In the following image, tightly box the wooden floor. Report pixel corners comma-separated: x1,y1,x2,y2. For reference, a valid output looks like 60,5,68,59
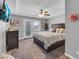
7,38,70,59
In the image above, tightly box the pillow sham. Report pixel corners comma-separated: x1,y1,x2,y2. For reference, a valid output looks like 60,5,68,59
58,28,65,33
56,28,60,33
56,28,65,33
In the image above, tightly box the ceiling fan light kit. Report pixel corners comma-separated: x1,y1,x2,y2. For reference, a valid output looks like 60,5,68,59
39,9,50,17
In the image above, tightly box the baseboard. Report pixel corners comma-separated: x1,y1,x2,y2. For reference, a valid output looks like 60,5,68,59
65,53,76,59
19,37,24,40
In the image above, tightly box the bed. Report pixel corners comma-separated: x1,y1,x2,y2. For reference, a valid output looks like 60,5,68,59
33,23,65,53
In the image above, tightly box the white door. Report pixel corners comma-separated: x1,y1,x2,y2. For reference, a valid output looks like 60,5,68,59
24,20,32,38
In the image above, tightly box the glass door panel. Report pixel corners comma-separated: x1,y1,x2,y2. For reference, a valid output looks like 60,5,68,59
26,21,31,36
24,20,32,38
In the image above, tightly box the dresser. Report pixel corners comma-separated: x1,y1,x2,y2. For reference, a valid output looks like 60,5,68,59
6,31,19,51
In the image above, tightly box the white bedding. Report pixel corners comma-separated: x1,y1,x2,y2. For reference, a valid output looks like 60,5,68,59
33,31,65,49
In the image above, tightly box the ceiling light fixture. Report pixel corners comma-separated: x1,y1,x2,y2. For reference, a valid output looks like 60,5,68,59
39,9,50,17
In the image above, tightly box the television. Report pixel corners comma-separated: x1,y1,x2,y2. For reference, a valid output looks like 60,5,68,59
0,3,11,22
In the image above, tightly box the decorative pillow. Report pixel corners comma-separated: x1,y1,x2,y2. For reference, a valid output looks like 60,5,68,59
56,28,60,33
59,28,65,33
56,28,65,33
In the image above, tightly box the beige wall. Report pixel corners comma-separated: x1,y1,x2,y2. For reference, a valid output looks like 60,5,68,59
11,15,41,40
66,0,79,58
48,13,65,31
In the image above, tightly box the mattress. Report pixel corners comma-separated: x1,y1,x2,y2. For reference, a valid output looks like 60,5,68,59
33,31,65,49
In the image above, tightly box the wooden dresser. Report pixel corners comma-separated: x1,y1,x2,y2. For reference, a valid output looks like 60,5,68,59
6,31,19,51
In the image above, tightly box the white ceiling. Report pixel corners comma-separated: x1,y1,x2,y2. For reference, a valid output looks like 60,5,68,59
17,0,65,18
18,0,60,9
0,0,65,19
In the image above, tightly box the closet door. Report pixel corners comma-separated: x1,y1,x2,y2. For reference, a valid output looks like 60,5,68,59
24,20,32,38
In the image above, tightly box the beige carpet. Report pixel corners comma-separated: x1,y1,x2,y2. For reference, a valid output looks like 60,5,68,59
7,38,70,59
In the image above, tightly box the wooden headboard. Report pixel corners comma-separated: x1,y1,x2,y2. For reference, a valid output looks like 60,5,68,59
51,23,65,31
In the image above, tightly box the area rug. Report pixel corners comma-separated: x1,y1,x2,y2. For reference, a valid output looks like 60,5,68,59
7,38,69,59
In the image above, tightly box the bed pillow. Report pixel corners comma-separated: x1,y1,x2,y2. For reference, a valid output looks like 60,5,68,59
56,28,60,33
56,28,65,33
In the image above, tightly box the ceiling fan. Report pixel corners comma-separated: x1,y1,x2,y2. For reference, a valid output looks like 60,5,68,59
39,9,50,17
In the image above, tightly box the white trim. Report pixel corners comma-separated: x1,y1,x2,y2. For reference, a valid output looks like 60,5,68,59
65,53,76,59
19,37,24,40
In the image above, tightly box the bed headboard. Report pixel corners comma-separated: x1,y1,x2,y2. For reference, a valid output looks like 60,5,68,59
51,23,65,32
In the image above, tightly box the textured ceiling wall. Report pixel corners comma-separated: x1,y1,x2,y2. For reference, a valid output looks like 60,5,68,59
17,0,65,17
18,0,60,9
0,0,65,18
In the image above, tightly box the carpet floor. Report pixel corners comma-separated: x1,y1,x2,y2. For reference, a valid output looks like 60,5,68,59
7,38,70,59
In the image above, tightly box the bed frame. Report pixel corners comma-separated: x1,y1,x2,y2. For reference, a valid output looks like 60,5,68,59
33,23,65,53
33,38,65,53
